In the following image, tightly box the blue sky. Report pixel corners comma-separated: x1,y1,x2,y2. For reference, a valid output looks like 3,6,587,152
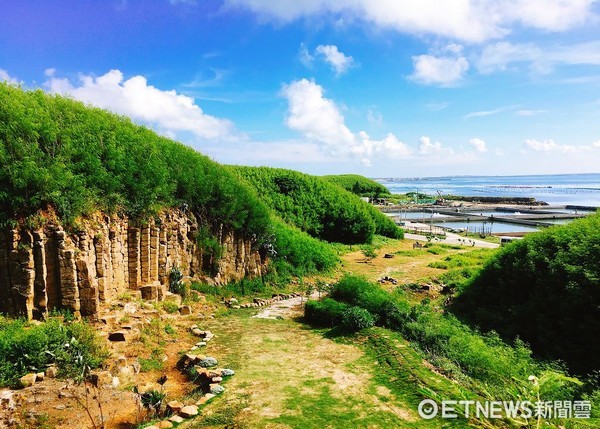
1,0,600,177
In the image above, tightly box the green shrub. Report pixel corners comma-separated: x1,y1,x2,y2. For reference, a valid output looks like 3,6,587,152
304,298,349,327
453,213,600,374
231,166,402,244
162,301,179,314
341,306,376,332
0,317,107,387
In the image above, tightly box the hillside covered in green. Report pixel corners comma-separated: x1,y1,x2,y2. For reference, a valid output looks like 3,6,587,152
230,166,403,244
0,83,379,276
453,212,600,374
322,174,391,198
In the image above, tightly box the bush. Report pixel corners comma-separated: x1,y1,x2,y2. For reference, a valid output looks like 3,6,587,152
453,213,600,374
341,306,376,332
231,166,402,244
304,298,349,327
0,317,107,387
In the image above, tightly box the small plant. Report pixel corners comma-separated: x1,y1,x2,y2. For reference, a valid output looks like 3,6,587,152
361,245,377,262
134,375,168,421
139,349,165,372
169,266,187,297
162,301,179,314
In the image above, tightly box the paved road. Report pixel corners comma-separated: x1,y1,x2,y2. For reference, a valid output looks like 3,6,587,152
404,232,499,249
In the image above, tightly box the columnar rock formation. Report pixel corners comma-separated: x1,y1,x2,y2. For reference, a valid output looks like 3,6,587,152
0,210,266,319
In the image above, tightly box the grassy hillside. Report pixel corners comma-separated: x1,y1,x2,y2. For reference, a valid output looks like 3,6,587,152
322,174,391,198
0,83,342,277
452,212,600,374
230,166,403,244
0,83,269,236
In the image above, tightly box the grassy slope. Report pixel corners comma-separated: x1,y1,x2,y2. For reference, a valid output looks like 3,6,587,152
322,174,391,197
453,213,600,374
230,166,402,244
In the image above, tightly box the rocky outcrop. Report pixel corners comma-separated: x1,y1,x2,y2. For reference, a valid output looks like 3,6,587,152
0,209,266,319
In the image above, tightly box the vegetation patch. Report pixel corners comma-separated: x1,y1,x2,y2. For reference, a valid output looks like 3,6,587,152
0,316,107,387
453,213,600,374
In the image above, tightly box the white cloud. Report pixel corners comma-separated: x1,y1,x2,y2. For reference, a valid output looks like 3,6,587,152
0,69,18,84
478,40,600,74
418,136,454,156
45,69,238,141
225,0,595,43
315,44,354,75
464,105,516,119
280,78,412,165
410,50,469,86
469,137,487,153
524,138,600,154
299,43,314,68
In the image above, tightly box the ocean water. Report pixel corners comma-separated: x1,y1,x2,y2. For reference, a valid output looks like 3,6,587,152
378,173,600,207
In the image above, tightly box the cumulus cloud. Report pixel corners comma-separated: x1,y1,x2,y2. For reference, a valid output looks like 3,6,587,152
0,69,18,84
469,138,487,153
315,44,354,75
280,78,412,165
410,45,469,86
524,138,600,154
45,69,238,141
225,0,594,43
418,136,454,156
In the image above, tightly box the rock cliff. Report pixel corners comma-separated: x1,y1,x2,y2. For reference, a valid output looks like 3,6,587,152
0,209,266,319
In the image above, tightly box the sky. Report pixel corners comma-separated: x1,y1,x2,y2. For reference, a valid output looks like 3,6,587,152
1,0,600,178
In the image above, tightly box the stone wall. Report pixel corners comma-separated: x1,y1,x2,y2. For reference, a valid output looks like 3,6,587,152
0,210,266,319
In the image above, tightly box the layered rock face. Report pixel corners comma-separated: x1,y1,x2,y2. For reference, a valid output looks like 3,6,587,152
0,210,265,319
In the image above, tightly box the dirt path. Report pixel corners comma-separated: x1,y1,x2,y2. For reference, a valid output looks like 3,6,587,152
180,298,421,429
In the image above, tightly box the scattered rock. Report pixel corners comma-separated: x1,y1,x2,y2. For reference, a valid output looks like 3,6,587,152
221,368,235,377
179,305,192,315
164,292,182,307
157,421,174,429
211,376,223,383
144,426,159,429
198,357,218,368
167,400,184,414
210,384,225,395
58,390,74,399
383,253,394,259
19,373,37,388
168,415,184,424
108,330,127,342
179,405,199,418
35,372,44,382
45,365,58,378
141,284,159,301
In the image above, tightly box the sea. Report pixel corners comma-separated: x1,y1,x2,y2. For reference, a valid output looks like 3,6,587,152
377,173,600,207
